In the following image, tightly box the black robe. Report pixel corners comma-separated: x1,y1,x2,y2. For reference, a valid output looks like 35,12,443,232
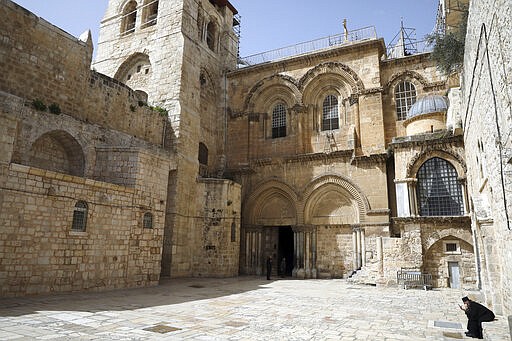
465,301,495,338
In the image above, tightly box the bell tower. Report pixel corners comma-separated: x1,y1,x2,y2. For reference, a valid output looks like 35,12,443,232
94,0,241,277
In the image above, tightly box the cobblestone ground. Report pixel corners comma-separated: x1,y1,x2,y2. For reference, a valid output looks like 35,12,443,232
0,277,508,340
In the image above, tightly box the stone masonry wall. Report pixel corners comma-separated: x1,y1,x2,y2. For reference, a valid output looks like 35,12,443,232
0,1,168,147
462,0,512,315
0,163,167,297
192,179,241,277
315,225,353,278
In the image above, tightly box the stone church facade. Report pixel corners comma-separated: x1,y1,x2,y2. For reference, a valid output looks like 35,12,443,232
0,0,507,323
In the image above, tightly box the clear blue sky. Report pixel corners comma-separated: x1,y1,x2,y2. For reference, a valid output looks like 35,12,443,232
13,0,438,58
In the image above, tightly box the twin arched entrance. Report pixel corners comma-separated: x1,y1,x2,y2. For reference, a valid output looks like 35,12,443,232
241,176,369,278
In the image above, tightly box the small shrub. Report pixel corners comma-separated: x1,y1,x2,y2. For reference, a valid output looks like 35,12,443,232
48,103,61,115
151,105,168,117
32,99,47,111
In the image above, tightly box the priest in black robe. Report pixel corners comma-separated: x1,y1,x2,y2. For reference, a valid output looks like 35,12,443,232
460,296,495,339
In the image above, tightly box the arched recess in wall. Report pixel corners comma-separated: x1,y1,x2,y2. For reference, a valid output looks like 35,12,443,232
423,230,473,252
299,62,364,95
385,70,430,94
407,149,466,179
407,150,466,217
244,180,299,226
423,235,474,288
114,53,152,96
25,130,85,177
206,18,218,52
243,74,301,113
301,175,370,224
302,73,356,130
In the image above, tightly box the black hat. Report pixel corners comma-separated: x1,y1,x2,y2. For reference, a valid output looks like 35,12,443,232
462,296,470,302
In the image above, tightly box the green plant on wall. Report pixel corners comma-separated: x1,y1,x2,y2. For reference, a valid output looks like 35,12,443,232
150,105,168,117
427,8,468,75
48,103,61,115
32,99,47,111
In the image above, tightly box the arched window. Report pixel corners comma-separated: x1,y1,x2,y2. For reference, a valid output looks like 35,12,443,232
142,0,158,27
271,103,287,138
416,157,464,216
71,201,88,231
395,81,416,121
206,21,217,51
121,1,137,35
322,95,339,131
143,212,153,229
198,142,208,165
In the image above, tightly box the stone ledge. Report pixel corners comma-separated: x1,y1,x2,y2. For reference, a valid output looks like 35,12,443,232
482,317,511,341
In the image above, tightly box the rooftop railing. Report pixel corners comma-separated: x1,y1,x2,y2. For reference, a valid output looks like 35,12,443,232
386,39,434,59
238,26,377,67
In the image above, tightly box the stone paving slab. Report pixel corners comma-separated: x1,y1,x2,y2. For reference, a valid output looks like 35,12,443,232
0,277,508,340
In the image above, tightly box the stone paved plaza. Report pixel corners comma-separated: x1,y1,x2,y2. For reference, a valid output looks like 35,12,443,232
0,277,509,340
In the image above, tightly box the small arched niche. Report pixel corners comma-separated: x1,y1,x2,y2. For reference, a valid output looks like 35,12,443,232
26,130,85,177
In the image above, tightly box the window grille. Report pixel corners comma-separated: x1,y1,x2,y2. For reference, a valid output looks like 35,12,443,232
416,157,464,216
142,0,158,27
322,95,339,131
272,103,287,138
121,1,137,35
395,81,416,120
71,201,88,231
446,243,457,252
143,212,153,229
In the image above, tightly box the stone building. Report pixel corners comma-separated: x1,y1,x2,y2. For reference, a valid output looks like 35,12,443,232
459,0,512,319
0,0,501,303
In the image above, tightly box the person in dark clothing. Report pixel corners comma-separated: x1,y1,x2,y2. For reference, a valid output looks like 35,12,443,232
266,256,272,280
459,296,495,339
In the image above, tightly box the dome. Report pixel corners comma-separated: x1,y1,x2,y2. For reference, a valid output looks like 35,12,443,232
407,95,448,119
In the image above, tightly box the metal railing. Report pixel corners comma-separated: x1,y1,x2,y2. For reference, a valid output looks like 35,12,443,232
386,39,434,59
238,26,377,67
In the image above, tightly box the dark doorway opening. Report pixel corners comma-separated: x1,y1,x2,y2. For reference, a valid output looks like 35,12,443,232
278,226,294,277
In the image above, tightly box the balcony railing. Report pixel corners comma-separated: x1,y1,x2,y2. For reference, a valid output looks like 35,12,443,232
238,26,377,67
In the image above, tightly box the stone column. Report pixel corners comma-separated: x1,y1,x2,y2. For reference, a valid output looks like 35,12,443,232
356,229,362,269
311,228,317,278
353,98,361,148
459,177,469,214
256,231,262,275
245,231,251,272
409,179,418,216
352,229,358,270
361,228,366,267
304,231,311,278
297,231,305,278
376,236,383,275
292,230,298,277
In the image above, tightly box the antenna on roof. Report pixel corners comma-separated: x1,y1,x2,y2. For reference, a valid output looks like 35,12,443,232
387,18,418,58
